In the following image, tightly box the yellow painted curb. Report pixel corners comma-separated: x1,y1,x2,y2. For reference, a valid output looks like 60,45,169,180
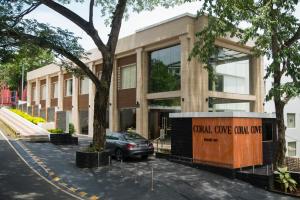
89,195,100,200
78,191,87,197
52,177,60,182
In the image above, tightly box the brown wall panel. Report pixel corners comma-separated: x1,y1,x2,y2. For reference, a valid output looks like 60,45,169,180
64,73,72,80
95,64,103,73
117,89,136,108
78,94,89,111
51,76,58,83
63,97,72,111
117,54,136,67
40,79,46,85
40,100,46,108
192,117,263,169
31,101,35,106
51,98,58,107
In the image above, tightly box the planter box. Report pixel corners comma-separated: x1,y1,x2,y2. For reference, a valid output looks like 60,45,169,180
76,150,109,168
49,133,78,145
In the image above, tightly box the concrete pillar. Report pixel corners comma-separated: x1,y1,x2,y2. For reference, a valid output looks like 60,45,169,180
180,26,208,112
250,56,264,112
136,48,148,138
88,63,95,137
57,71,64,111
46,75,51,108
72,75,79,134
109,60,119,132
27,81,32,106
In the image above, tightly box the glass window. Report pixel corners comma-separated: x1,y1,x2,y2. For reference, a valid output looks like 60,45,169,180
65,79,73,97
288,142,296,156
40,85,46,100
32,86,36,101
149,45,181,93
120,108,136,131
209,47,250,94
80,77,89,95
52,82,58,98
287,113,296,128
121,64,136,89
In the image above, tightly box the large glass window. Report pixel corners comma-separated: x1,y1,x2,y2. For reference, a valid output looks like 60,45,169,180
65,79,73,97
288,142,296,156
120,108,136,131
52,82,58,98
80,77,89,95
40,85,46,100
121,64,136,89
209,47,250,94
32,86,36,101
287,113,296,128
149,45,181,93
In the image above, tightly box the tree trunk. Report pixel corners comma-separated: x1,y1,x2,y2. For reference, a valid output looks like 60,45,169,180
274,100,286,168
92,56,113,151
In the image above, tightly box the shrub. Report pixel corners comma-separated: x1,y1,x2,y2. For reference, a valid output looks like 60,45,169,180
48,128,64,134
10,109,45,125
274,167,297,193
69,123,75,135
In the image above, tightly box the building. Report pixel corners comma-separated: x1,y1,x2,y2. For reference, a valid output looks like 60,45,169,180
265,78,300,157
26,13,265,139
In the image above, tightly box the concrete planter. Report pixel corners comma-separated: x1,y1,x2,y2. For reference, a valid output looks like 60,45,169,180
49,133,78,145
76,150,109,168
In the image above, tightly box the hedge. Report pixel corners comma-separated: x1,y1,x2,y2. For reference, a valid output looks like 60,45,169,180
10,109,46,125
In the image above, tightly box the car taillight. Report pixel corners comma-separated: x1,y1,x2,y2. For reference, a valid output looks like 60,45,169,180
148,143,154,148
126,143,136,150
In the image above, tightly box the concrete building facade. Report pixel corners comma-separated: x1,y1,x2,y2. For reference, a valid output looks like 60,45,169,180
26,14,265,139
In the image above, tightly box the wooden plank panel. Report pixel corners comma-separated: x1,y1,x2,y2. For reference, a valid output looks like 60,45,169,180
50,98,58,107
78,94,89,111
63,97,72,110
51,76,58,83
40,100,46,108
117,88,136,108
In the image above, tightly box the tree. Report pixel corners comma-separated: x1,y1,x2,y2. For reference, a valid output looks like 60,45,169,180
0,0,186,151
190,0,300,167
0,44,54,96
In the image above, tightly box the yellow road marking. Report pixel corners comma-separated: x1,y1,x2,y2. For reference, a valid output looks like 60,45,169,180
89,195,100,200
78,192,87,197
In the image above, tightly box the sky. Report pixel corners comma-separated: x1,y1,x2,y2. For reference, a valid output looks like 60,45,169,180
26,1,203,51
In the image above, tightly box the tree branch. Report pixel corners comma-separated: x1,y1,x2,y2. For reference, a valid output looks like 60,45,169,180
39,0,107,54
89,0,94,24
12,2,41,27
283,24,300,48
106,0,127,53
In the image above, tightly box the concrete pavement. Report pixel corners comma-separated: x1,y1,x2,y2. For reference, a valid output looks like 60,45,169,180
0,132,78,200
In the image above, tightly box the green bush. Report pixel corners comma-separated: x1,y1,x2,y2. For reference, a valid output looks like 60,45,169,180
48,128,64,134
274,167,297,193
10,109,46,125
69,123,75,135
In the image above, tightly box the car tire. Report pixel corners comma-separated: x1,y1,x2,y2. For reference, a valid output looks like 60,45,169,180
115,148,124,161
141,155,148,160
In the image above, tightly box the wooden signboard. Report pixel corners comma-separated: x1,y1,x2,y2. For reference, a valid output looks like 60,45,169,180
192,117,262,169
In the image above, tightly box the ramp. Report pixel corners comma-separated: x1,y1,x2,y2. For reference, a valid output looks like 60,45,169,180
0,108,49,141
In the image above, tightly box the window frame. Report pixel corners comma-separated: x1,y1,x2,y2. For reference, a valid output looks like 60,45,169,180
40,84,47,100
287,113,296,128
79,77,89,95
287,141,297,157
64,78,73,97
51,81,58,99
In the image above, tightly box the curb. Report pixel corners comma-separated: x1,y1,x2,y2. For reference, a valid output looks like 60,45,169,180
0,130,101,200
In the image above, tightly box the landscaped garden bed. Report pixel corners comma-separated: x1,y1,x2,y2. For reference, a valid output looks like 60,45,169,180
48,124,78,145
10,109,45,125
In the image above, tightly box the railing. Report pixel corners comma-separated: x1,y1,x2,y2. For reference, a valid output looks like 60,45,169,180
152,136,171,154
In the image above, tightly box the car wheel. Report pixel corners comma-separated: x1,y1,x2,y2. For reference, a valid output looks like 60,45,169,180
141,155,148,160
115,148,124,161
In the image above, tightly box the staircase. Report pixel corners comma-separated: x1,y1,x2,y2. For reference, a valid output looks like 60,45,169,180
0,107,49,141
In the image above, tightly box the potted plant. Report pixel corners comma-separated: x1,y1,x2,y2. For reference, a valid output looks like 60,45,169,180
76,143,109,168
48,123,78,145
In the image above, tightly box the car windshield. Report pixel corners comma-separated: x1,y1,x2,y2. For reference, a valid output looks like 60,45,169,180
123,132,144,140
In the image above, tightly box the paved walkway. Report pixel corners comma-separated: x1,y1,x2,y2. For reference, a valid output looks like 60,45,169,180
0,132,77,200
10,136,296,200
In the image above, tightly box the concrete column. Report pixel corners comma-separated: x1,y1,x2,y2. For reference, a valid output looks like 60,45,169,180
88,63,96,137
135,48,148,138
35,78,40,105
27,81,32,106
72,75,79,134
250,56,264,112
57,71,64,111
109,59,119,132
180,28,208,112
46,75,51,108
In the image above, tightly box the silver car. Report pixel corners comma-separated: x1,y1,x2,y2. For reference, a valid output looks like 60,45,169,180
106,132,154,161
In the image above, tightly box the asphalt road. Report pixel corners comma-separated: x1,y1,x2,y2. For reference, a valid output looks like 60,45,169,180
0,133,77,200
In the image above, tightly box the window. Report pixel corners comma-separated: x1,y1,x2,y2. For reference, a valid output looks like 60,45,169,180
80,77,89,95
52,82,58,98
287,113,296,128
149,45,181,93
288,142,297,156
208,47,250,94
65,79,73,97
121,64,136,89
40,85,46,100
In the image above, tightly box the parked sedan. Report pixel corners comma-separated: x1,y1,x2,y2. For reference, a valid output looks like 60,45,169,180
106,132,154,161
